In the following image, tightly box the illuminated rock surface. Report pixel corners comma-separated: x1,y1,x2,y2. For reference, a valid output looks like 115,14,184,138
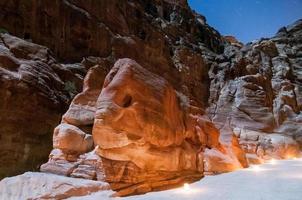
0,0,301,198
208,19,302,159
77,158,302,200
0,0,225,178
41,58,246,196
4,158,299,200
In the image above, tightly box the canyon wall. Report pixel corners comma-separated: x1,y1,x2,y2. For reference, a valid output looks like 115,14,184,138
0,0,301,197
208,19,302,161
0,0,226,178
0,33,85,178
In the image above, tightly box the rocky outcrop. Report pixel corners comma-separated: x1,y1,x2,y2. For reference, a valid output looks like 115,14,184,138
0,0,226,179
0,172,111,199
0,0,301,198
224,36,243,48
41,58,246,196
0,33,85,178
208,19,302,160
0,0,237,181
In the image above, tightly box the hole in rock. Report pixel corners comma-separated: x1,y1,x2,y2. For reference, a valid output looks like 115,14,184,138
127,133,142,140
122,95,132,108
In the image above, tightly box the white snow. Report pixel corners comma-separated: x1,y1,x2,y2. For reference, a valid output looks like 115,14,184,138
78,158,302,200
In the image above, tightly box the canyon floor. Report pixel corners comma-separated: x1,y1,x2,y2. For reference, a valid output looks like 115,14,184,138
75,157,302,200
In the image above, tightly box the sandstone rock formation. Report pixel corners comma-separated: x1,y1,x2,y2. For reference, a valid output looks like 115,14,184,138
0,1,228,179
0,0,301,198
208,19,302,161
41,58,246,196
0,33,85,178
0,0,223,108
0,172,111,199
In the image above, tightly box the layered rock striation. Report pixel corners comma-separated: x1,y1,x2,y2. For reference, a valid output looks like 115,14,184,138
0,172,111,199
0,0,301,198
0,0,227,178
0,0,224,107
41,58,246,196
208,19,302,161
0,33,85,178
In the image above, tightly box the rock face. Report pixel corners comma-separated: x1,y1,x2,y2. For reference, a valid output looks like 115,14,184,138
208,19,302,160
0,172,111,200
0,33,85,178
0,0,224,108
41,58,246,196
0,0,301,198
0,0,233,180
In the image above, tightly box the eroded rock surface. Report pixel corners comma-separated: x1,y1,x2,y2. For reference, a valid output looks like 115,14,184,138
0,172,111,200
208,19,302,160
0,0,224,108
0,0,301,198
0,1,229,180
0,33,85,178
41,58,246,196
0,0,229,179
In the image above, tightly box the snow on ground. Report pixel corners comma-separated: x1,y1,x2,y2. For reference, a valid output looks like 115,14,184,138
76,158,302,200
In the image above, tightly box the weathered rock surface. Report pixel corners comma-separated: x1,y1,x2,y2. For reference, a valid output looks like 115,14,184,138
0,1,230,179
0,0,229,180
41,58,246,196
53,123,93,154
0,33,85,178
208,19,302,160
0,0,301,198
0,172,112,200
0,0,224,108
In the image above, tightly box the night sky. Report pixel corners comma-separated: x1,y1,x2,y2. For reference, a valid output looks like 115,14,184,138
188,0,302,43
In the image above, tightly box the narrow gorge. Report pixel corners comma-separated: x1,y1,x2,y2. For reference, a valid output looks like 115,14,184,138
0,0,301,199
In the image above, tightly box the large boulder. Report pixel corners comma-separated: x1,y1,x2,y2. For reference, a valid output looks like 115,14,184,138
41,58,246,196
53,123,93,154
0,172,111,200
0,0,301,197
238,129,300,159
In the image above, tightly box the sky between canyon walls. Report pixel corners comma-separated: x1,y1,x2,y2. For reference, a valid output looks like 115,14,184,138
188,0,302,43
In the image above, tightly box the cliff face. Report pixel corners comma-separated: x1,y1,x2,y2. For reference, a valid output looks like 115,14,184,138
0,0,225,179
0,33,85,178
39,58,247,196
208,20,302,160
0,0,224,107
0,0,301,197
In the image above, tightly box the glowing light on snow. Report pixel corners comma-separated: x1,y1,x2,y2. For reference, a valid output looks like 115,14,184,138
183,183,190,191
252,165,261,172
269,158,277,165
176,183,202,195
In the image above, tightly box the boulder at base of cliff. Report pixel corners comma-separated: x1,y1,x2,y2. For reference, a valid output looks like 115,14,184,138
0,172,112,200
41,58,246,196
